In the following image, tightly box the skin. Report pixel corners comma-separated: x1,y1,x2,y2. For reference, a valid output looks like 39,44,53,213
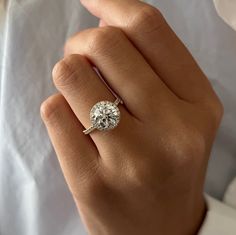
40,0,224,234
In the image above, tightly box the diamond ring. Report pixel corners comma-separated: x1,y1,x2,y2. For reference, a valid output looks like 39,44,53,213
83,97,123,135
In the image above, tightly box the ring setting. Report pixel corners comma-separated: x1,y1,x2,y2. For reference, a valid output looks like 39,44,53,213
83,98,123,135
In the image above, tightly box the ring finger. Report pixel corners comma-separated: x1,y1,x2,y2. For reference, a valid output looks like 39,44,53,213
52,54,135,151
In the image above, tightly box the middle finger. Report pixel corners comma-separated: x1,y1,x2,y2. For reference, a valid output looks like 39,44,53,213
64,26,174,120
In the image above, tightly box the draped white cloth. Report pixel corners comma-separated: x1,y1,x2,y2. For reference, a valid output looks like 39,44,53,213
0,0,236,234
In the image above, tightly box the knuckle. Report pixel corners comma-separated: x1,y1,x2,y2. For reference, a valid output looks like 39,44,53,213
87,26,123,54
183,131,206,159
213,99,224,123
52,54,84,89
123,158,155,188
64,33,78,55
130,5,165,33
128,165,149,187
206,97,224,127
64,38,71,55
40,94,63,122
52,59,73,88
167,126,206,164
72,162,102,201
76,175,110,204
212,100,224,125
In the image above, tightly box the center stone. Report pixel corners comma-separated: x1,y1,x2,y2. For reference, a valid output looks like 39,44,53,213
90,101,121,131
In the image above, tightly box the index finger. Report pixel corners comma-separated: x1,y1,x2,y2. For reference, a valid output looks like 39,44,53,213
80,0,218,103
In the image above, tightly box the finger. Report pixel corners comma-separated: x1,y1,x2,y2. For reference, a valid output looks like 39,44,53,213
99,19,107,27
52,54,135,150
64,26,174,120
40,93,99,196
80,0,217,103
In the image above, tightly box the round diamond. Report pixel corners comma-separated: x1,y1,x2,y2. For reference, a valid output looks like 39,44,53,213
90,101,120,131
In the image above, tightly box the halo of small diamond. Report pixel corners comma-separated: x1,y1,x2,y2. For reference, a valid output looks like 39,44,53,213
90,101,121,131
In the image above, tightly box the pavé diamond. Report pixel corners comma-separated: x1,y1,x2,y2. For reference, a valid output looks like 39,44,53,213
90,101,120,131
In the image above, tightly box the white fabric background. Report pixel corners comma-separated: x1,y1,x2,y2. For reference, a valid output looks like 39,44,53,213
0,0,236,234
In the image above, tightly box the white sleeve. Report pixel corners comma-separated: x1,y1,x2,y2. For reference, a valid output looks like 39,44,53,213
198,195,236,235
213,0,236,31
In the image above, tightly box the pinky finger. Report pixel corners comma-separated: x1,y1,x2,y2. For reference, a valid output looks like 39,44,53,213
40,93,99,198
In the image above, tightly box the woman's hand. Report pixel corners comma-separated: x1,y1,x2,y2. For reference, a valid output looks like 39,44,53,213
40,0,223,234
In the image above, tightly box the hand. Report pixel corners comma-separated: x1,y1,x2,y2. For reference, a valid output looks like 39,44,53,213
40,0,223,234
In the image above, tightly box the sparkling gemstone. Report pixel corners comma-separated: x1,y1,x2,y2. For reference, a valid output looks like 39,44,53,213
90,101,120,131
